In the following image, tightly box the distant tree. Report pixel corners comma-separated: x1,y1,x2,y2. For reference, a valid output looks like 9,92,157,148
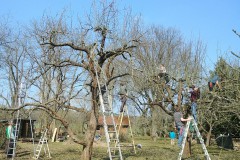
0,25,30,113
127,26,206,141
199,56,240,146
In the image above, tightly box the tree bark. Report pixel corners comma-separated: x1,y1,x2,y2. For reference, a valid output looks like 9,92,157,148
151,106,158,141
206,125,212,146
183,132,191,159
80,86,98,160
80,111,97,160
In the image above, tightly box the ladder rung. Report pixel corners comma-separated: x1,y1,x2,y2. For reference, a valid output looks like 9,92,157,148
103,112,112,115
40,140,47,142
7,154,14,156
108,131,116,133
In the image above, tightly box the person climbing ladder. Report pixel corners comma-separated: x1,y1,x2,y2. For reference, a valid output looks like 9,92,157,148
173,107,192,147
6,120,15,158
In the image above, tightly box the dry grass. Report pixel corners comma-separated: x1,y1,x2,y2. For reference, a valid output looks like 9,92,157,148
0,136,240,159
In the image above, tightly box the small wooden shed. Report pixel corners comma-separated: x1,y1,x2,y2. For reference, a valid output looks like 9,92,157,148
97,116,129,135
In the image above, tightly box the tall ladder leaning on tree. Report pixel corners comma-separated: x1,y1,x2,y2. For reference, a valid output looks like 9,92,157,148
6,82,25,159
94,60,123,160
116,96,136,154
178,116,211,160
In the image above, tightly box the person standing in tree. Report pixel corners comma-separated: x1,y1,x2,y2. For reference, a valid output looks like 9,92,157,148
158,64,170,84
208,73,221,91
118,82,127,113
189,85,200,123
173,107,192,147
6,120,15,158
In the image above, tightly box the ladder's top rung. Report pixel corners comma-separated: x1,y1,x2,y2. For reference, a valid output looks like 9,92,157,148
108,131,116,133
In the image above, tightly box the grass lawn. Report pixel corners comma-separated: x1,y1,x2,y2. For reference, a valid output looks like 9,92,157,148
0,136,239,159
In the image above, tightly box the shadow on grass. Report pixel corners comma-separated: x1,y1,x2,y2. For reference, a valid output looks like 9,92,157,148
16,150,31,157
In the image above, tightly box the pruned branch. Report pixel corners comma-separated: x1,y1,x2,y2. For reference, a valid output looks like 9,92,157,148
233,29,240,38
230,51,240,59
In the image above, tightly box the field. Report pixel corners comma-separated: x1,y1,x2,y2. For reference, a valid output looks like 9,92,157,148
0,136,240,160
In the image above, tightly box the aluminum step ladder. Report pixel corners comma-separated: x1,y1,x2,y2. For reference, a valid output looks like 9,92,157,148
6,114,21,159
33,129,51,159
117,103,136,154
6,82,25,159
178,116,211,160
94,63,123,160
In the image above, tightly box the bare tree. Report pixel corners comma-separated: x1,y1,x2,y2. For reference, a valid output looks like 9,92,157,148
19,1,141,159
127,26,206,141
0,32,30,112
199,56,240,146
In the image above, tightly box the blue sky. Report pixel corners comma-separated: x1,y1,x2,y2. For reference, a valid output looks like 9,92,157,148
1,0,240,71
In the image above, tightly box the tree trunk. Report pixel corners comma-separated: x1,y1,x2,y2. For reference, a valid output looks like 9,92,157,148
143,126,147,136
151,106,158,141
141,112,148,136
177,80,183,108
80,111,97,160
80,86,98,160
206,125,212,146
183,132,191,159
